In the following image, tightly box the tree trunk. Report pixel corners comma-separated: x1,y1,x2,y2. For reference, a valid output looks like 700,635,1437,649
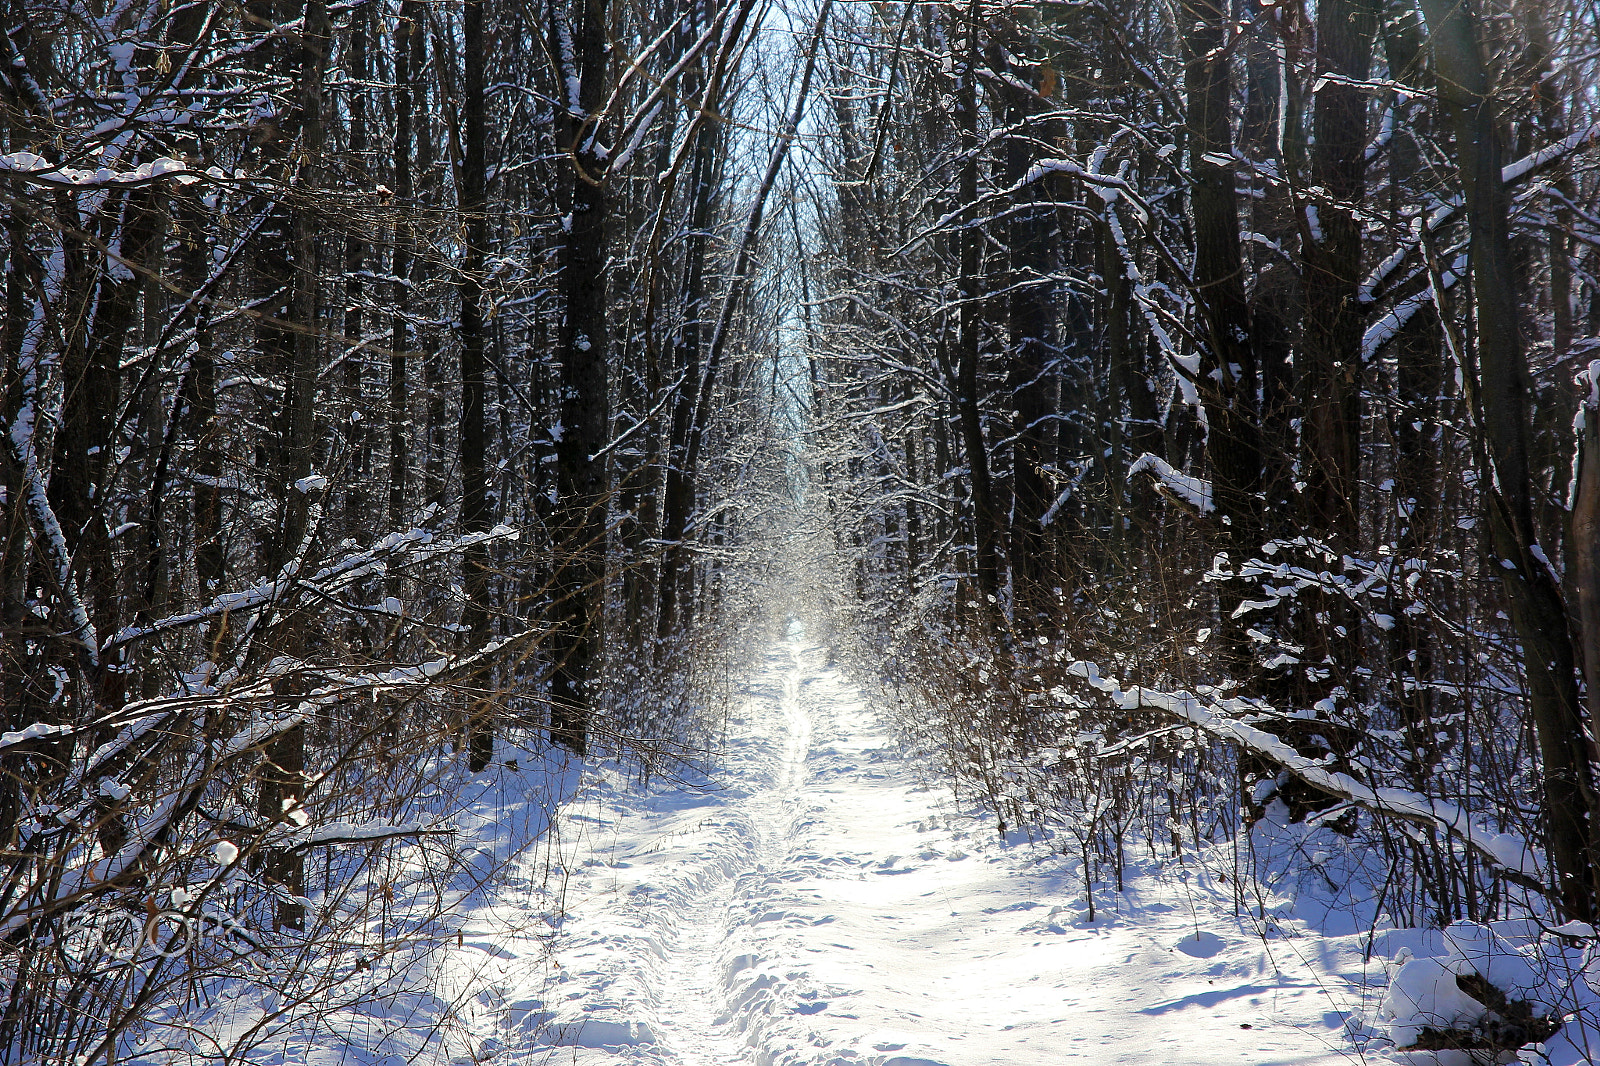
255,0,330,931
1183,0,1263,615
388,2,419,535
954,0,1000,609
342,4,370,540
548,0,613,754
1572,402,1600,738
460,0,494,770
1382,0,1444,777
1417,0,1599,921
1300,0,1375,535
0,115,30,845
656,101,720,645
1242,0,1300,522
1295,0,1377,705
998,49,1059,620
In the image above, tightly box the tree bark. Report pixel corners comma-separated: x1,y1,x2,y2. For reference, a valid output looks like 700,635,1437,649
997,46,1059,619
342,3,370,540
254,0,330,931
1417,0,1599,921
656,92,721,645
954,0,1000,609
388,2,419,535
1242,0,1300,522
1382,0,1445,776
548,0,613,754
1183,0,1263,657
460,0,494,770
1299,0,1375,542
1183,0,1261,546
1293,0,1377,712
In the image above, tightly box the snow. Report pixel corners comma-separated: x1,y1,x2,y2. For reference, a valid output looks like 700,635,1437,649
0,151,195,187
1501,121,1600,184
1305,203,1324,243
8,397,98,666
1060,656,1547,888
1360,122,1598,306
97,777,132,801
421,629,1375,1065
1092,191,1196,420
612,100,665,171
1361,253,1466,362
1377,921,1585,1057
107,626,1600,1066
1382,950,1484,1049
0,721,74,749
106,520,517,653
1040,483,1073,528
280,819,451,848
1128,452,1214,513
1486,833,1540,879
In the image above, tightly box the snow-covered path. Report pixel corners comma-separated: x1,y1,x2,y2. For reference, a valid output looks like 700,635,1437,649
471,632,1373,1066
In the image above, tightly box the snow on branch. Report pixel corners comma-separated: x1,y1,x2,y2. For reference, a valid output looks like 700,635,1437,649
1361,251,1466,363
0,630,534,942
197,811,457,851
1359,121,1599,306
1127,453,1213,513
1061,661,1543,890
1501,120,1600,184
278,820,455,852
8,400,99,667
0,152,212,189
105,520,521,652
0,723,76,751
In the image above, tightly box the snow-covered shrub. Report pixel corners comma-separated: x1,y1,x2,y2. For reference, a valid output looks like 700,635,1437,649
1380,921,1594,1062
0,515,578,1064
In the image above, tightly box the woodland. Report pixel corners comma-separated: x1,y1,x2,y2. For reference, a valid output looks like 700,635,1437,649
0,0,1598,1060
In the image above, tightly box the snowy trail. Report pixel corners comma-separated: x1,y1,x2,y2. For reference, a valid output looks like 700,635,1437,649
466,631,1374,1066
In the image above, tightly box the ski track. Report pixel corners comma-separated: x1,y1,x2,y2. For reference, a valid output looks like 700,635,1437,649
458,633,1372,1066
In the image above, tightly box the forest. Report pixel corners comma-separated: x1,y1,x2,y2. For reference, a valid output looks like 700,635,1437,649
1,0,1598,1061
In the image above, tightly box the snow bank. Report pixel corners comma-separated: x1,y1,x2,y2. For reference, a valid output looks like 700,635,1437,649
1379,920,1597,1062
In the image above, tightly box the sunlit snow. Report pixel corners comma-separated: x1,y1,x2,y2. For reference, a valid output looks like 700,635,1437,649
421,629,1383,1065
